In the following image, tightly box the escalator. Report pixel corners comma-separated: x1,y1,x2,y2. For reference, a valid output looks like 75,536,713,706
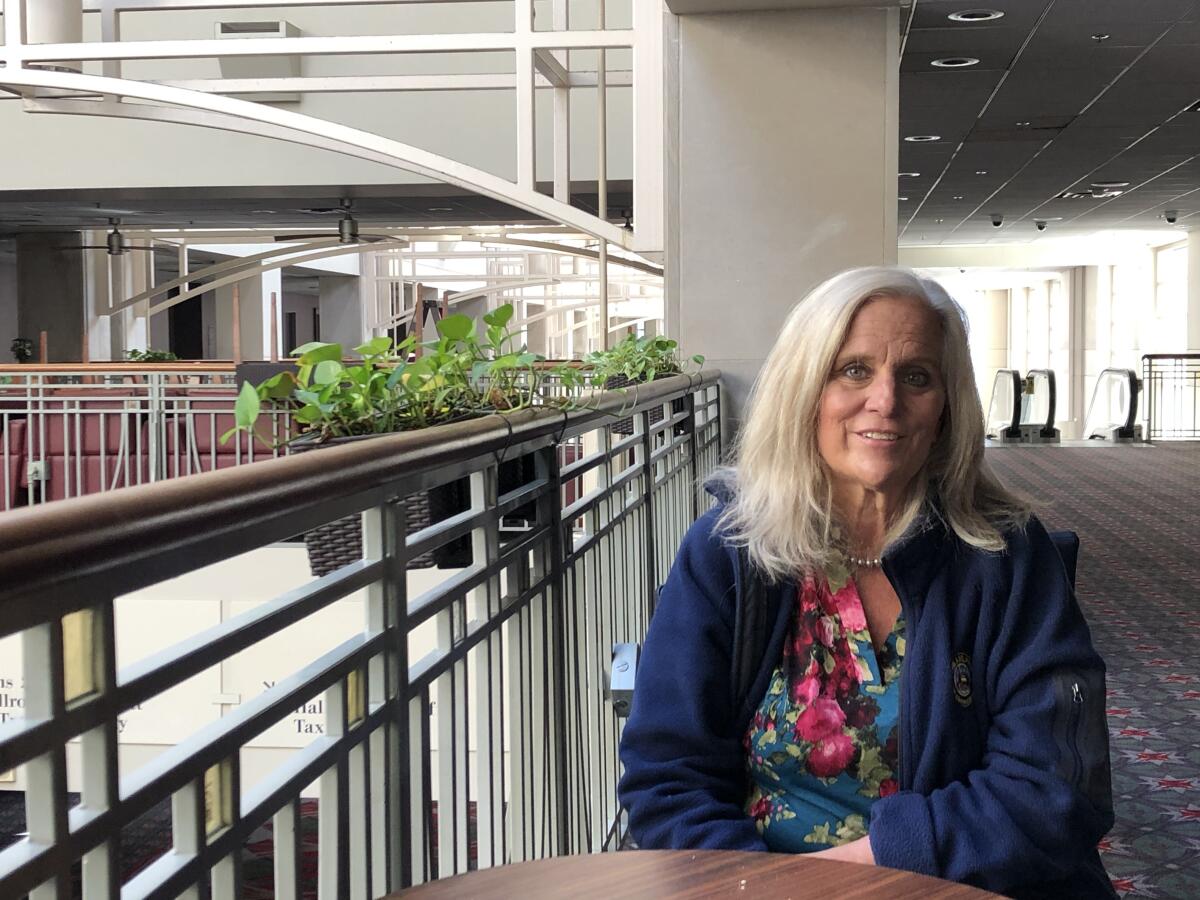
1082,368,1142,442
986,368,1059,443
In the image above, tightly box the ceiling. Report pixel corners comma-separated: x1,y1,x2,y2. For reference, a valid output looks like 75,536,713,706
899,0,1200,245
1,1,1198,248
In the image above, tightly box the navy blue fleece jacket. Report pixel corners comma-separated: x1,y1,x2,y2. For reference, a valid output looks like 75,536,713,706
617,504,1115,899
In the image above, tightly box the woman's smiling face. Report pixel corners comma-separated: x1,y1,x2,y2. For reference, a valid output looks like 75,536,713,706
816,294,946,512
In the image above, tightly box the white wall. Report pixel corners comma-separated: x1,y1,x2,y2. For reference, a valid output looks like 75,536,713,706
282,290,320,351
318,275,365,351
0,3,635,191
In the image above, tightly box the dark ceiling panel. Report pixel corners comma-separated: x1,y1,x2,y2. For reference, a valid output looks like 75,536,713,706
903,25,1031,61
982,69,1119,120
901,70,1005,110
908,0,1052,32
1122,42,1200,84
1043,0,1196,27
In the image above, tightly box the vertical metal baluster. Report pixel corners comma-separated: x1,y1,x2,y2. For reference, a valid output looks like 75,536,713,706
364,504,389,895
23,617,69,900
502,600,523,864
318,680,349,899
434,596,455,876
470,467,501,869
210,754,243,900
272,800,301,900
80,599,119,898
171,776,207,900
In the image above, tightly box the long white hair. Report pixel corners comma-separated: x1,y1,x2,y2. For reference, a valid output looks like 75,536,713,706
713,265,1030,582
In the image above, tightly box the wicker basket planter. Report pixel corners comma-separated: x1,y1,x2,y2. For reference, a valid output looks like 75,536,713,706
606,374,688,436
296,434,537,577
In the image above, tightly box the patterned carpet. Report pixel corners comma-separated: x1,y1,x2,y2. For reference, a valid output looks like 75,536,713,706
986,443,1200,900
2,444,1196,896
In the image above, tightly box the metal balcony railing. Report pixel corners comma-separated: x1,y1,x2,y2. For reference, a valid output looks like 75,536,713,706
1142,354,1200,441
0,372,722,897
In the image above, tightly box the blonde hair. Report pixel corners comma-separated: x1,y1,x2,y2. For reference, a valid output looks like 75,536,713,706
713,265,1031,582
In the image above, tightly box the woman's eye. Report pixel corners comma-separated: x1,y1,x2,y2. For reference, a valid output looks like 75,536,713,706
841,363,868,380
904,370,931,387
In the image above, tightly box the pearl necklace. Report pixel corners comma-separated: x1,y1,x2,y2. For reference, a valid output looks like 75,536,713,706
847,553,883,569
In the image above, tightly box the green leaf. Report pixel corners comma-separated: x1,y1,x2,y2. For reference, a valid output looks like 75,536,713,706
312,359,344,385
483,303,514,327
234,381,260,430
292,342,343,364
354,336,392,357
692,354,706,367
294,405,323,424
260,371,297,400
436,313,474,342
386,364,409,390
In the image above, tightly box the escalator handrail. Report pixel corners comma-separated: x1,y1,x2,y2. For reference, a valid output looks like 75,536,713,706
990,368,1023,439
1084,367,1139,438
1025,369,1057,437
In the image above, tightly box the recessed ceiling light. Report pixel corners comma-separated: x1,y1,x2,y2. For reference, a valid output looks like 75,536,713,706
1090,181,1130,188
1015,121,1032,127
1059,191,1091,199
898,196,910,201
427,207,455,212
1091,33,1110,42
952,195,964,200
975,170,988,175
904,134,941,142
948,9,1004,22
900,172,921,177
934,218,945,224
932,56,980,68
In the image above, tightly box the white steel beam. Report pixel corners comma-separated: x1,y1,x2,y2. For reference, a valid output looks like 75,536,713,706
84,0,497,8
154,72,633,94
10,73,630,247
532,49,570,89
8,30,635,64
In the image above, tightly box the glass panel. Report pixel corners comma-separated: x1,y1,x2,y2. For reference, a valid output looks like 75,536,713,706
205,759,233,837
62,608,99,704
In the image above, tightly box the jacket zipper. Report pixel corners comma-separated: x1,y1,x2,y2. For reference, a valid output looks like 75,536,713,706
1067,680,1084,789
884,558,913,792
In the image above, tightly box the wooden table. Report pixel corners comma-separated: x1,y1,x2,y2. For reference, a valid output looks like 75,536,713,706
389,850,999,898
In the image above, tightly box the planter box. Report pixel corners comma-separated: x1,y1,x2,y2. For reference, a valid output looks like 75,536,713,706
295,433,537,576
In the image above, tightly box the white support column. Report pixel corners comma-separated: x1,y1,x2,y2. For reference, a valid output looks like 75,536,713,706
632,0,665,256
516,0,536,191
552,0,571,204
261,268,283,359
596,1,608,223
668,6,899,425
1188,232,1200,351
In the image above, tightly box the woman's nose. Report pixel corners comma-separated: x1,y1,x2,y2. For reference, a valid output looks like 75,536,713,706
865,375,899,415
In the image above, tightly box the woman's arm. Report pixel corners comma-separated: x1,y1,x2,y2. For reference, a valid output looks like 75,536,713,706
617,509,768,851
868,518,1114,892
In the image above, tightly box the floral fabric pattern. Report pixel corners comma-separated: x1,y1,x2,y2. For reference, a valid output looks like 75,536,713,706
744,561,905,851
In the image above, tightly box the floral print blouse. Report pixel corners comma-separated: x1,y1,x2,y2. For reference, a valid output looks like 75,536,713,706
744,560,905,851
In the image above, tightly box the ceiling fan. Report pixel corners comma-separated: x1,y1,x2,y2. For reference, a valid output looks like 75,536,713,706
73,219,161,256
272,198,390,244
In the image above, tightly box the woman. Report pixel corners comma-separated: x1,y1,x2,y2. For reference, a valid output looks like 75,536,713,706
617,267,1115,898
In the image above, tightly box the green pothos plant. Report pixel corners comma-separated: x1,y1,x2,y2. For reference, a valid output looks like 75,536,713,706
223,304,705,447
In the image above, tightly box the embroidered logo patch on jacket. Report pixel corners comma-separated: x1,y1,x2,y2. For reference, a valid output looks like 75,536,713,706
952,652,973,707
